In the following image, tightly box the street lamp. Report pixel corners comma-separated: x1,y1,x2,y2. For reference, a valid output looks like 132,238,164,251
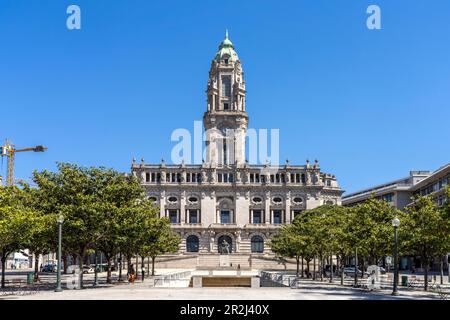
392,217,400,296
55,214,64,292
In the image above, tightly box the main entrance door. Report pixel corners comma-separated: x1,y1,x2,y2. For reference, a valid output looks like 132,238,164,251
217,235,232,254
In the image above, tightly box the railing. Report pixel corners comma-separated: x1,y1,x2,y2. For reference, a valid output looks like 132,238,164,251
259,271,293,287
153,270,192,287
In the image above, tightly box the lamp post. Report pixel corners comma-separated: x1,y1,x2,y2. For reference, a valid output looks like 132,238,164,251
392,217,400,296
55,214,64,292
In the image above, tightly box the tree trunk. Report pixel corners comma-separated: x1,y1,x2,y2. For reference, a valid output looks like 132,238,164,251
78,253,84,289
296,257,300,277
329,254,333,283
424,262,429,291
118,253,123,282
320,256,324,282
440,256,444,285
151,256,156,276
147,256,150,276
339,255,345,286
305,259,310,278
63,254,68,274
313,257,316,280
34,254,40,282
1,253,6,289
354,248,358,287
106,256,112,284
361,257,365,279
141,256,145,280
301,257,304,278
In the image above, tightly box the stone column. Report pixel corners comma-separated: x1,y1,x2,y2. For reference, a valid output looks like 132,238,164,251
285,192,291,224
160,191,166,218
180,192,186,223
265,192,270,224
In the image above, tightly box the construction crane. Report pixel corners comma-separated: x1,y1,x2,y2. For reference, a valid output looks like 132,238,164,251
1,139,47,186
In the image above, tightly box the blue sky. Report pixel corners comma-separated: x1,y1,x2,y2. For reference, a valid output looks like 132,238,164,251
0,0,449,194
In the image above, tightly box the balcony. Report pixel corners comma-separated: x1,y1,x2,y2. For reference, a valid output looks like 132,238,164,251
170,223,203,229
244,223,283,229
208,223,238,229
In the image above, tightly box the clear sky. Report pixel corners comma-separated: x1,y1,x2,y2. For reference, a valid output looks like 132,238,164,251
1,0,449,194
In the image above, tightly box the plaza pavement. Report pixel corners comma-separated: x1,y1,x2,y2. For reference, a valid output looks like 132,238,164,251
1,277,443,301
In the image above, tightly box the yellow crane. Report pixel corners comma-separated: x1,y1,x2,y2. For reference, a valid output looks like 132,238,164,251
1,140,47,186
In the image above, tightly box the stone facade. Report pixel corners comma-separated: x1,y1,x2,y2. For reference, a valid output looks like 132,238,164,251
131,33,343,267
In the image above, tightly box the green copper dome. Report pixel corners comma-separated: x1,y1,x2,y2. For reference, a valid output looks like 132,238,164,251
215,30,239,62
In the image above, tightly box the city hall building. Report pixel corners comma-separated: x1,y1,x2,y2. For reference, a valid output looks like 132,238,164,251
131,33,343,268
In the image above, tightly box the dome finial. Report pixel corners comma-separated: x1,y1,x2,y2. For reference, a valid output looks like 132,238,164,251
225,29,229,39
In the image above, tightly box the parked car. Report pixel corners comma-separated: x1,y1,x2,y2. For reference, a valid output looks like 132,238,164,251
82,265,95,274
341,267,369,277
42,264,56,272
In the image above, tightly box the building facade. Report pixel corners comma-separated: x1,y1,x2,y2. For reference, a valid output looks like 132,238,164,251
342,163,450,209
131,33,343,267
342,163,450,271
342,171,432,209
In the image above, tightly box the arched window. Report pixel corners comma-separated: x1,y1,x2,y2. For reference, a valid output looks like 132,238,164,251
186,235,199,253
251,236,264,253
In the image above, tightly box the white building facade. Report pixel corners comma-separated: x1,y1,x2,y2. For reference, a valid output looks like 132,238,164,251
131,33,343,267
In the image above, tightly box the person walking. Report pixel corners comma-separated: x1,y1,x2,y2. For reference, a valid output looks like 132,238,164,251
141,265,146,282
128,264,136,283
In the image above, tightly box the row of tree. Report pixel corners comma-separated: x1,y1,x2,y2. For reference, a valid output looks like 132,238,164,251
271,188,450,291
0,163,180,288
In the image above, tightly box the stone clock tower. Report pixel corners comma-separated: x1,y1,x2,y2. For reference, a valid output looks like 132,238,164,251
203,31,248,166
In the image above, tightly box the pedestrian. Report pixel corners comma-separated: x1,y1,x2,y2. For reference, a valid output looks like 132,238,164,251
128,264,135,283
141,265,146,282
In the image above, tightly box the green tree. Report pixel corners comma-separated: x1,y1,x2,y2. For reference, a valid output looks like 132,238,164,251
271,222,307,277
33,163,124,287
20,185,57,282
402,194,450,291
140,216,180,276
0,186,38,288
94,172,147,283
349,198,404,278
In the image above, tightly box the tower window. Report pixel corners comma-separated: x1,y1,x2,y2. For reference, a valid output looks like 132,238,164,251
224,103,229,110
221,76,231,97
224,58,229,64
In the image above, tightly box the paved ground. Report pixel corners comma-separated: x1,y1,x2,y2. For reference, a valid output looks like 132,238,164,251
1,279,442,300
0,269,446,300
